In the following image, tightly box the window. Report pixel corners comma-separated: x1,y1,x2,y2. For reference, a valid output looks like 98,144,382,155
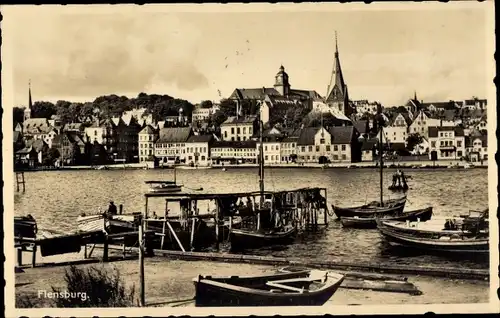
231,137,235,141
334,145,338,151
249,127,252,135
271,145,274,151
224,131,228,138
94,131,97,136
320,138,325,144
326,145,331,151
243,127,246,134
457,151,462,157
341,154,347,160
440,141,444,147
265,155,268,161
457,141,462,147
316,146,319,152
265,146,268,151
333,155,338,160
431,141,436,148
231,128,235,134
237,127,241,134
301,146,305,152
308,146,313,152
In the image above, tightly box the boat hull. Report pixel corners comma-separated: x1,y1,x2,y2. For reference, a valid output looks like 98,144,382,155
230,226,297,251
193,271,344,307
377,221,489,254
340,207,433,229
333,202,406,219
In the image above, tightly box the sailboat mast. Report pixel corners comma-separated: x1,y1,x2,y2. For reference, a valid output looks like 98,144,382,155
259,117,264,204
379,116,384,206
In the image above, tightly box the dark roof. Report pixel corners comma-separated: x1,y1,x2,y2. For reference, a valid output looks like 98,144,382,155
352,120,368,134
329,126,355,144
421,101,458,110
466,135,488,148
428,126,465,138
212,140,257,149
229,88,280,100
187,134,214,143
221,115,257,126
389,142,407,151
361,139,377,151
157,127,192,143
297,127,321,146
289,89,323,100
139,125,156,135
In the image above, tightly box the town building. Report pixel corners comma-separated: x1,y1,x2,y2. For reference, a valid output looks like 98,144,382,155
52,132,86,165
352,100,381,115
154,127,192,164
296,127,332,164
360,139,377,162
210,140,258,165
465,134,488,162
384,113,412,144
280,129,300,163
463,97,487,110
186,134,214,167
138,125,158,163
428,126,466,160
113,115,141,163
220,115,258,141
329,126,360,162
262,128,283,164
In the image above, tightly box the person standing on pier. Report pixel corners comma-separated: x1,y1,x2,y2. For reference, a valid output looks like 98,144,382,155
107,201,117,216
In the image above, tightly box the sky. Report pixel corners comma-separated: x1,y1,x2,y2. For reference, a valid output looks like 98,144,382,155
3,3,494,108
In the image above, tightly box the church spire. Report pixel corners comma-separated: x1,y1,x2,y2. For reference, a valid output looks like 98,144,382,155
28,79,33,109
414,90,417,101
326,31,346,103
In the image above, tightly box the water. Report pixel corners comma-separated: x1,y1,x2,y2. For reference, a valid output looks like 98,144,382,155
13,167,489,269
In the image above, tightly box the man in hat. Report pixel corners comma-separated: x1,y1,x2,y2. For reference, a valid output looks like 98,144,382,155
107,201,117,216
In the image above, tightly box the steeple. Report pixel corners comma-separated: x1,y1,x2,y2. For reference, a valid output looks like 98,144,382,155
414,90,418,101
274,64,290,97
326,31,347,103
24,80,33,121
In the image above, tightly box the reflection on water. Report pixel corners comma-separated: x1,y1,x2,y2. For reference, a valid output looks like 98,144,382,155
13,167,489,269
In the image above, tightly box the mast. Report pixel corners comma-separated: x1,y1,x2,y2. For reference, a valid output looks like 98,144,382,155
378,111,384,206
259,116,264,206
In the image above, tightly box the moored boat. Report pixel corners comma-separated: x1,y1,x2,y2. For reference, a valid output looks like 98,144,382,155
230,224,297,251
340,207,433,229
77,213,141,233
332,196,407,219
376,213,489,254
146,181,183,193
192,269,344,306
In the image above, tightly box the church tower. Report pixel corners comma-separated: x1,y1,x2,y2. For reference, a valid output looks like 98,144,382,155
326,32,353,116
24,80,33,121
274,65,291,97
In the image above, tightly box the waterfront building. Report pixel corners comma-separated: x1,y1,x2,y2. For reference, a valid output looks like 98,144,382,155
329,126,360,163
15,139,48,167
186,134,214,167
138,125,158,163
220,115,258,141
352,100,381,116
192,105,217,123
384,113,412,144
62,123,85,134
154,127,192,164
210,140,258,164
262,128,284,164
113,115,141,163
428,126,466,160
462,97,487,111
296,127,332,164
465,134,488,162
280,129,300,163
52,132,86,165
352,120,370,140
13,131,24,153
360,139,377,162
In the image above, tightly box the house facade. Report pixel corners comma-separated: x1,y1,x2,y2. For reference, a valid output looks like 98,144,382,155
428,126,466,160
384,113,411,144
186,135,214,166
296,127,332,163
211,141,258,164
154,127,192,164
466,135,488,162
138,125,158,163
329,126,359,163
220,115,258,141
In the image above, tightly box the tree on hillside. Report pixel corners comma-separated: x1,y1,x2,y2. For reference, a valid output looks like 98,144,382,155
406,133,424,152
209,110,228,127
13,107,25,124
396,106,408,113
200,100,213,109
31,101,57,119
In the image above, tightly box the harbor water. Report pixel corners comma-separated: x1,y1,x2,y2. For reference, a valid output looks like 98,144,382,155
13,167,489,270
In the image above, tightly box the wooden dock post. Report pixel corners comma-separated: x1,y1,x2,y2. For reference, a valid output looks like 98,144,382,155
84,244,87,259
17,248,22,267
190,218,196,251
103,236,109,262
31,244,37,268
215,202,220,250
138,216,145,307
119,204,123,214
323,189,328,226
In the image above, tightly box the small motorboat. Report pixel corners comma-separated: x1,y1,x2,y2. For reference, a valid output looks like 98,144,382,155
192,269,345,307
340,207,433,229
145,180,183,193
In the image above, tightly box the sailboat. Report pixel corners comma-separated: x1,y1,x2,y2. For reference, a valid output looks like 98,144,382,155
229,110,298,251
331,109,408,219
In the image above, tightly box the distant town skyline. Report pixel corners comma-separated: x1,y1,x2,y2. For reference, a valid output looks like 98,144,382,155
4,3,493,108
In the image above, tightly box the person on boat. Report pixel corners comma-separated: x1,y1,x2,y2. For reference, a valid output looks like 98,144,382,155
107,201,117,216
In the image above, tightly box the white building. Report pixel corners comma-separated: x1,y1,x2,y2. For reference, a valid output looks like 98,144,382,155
154,127,192,164
466,135,488,162
138,125,157,162
185,135,214,166
296,127,332,163
220,115,257,141
428,126,466,160
384,113,411,144
211,141,257,164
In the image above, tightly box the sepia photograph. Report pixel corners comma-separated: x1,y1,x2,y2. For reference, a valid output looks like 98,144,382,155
2,2,498,316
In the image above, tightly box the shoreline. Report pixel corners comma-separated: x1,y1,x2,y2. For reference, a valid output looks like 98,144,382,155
15,161,487,172
15,249,489,308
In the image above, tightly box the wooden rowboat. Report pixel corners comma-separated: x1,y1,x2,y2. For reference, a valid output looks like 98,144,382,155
192,269,344,306
332,196,407,219
340,207,433,229
376,219,489,254
230,225,297,252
